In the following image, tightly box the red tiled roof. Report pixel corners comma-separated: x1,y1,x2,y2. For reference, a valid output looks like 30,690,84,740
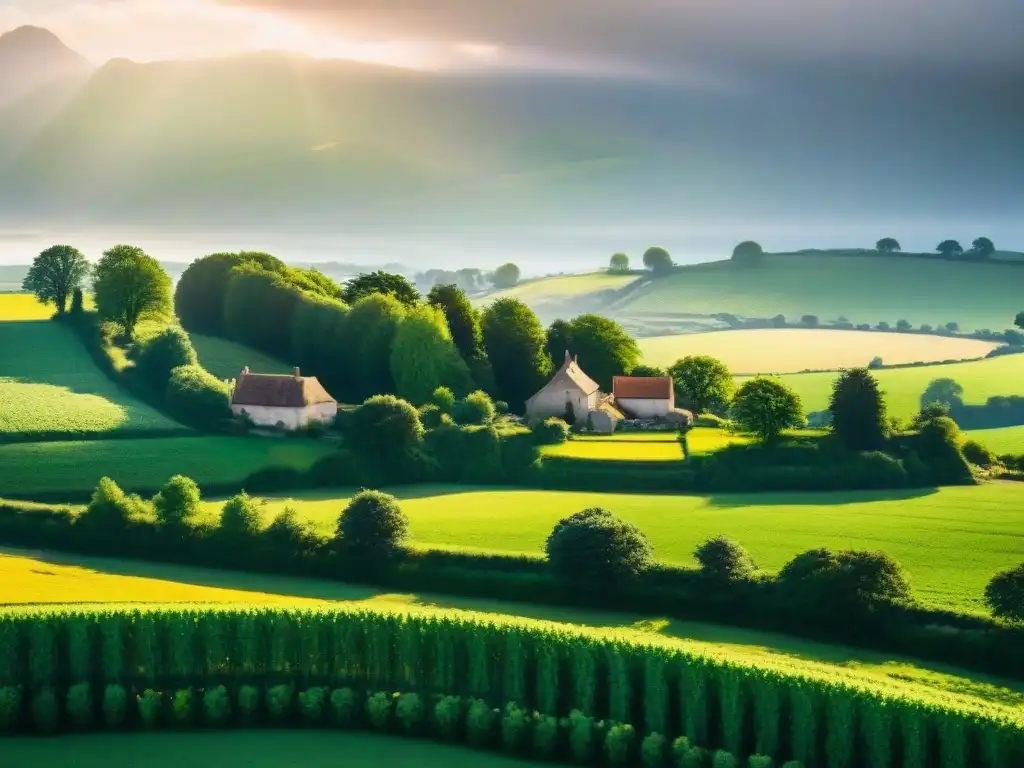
230,371,335,407
612,376,673,400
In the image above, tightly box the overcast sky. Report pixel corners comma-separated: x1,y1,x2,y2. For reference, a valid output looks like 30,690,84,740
2,0,1022,78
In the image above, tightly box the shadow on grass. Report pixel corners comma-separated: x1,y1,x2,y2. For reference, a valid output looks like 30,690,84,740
5,546,1022,708
704,486,942,508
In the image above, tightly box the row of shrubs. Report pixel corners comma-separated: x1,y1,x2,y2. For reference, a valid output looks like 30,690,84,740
1,478,1021,681
0,681,784,768
1,605,1016,767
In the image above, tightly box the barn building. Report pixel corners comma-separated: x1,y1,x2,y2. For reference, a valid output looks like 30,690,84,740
229,367,337,430
612,376,676,419
524,351,601,427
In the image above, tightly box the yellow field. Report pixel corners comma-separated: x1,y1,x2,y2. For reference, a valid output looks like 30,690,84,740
639,328,1001,374
0,293,58,320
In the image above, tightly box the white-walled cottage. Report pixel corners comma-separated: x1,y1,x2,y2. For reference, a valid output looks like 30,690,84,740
612,376,676,419
525,351,601,427
230,367,337,430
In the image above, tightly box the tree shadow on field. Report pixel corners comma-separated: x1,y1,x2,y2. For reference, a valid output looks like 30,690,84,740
6,546,1024,708
704,486,941,508
248,484,513,505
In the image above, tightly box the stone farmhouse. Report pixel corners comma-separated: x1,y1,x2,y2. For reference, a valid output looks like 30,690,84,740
229,367,337,430
612,376,675,418
525,352,601,427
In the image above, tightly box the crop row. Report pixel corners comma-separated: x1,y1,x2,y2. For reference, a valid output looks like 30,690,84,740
0,606,1020,767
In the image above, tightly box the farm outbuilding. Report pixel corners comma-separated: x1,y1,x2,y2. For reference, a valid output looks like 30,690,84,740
612,376,675,419
230,367,337,430
525,351,601,427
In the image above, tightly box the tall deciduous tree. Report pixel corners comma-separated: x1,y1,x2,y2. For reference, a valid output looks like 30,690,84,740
642,246,673,275
731,377,804,441
828,367,888,451
1016,311,1024,330
970,237,995,259
427,283,494,392
342,293,407,400
936,240,963,257
555,314,640,392
22,244,90,314
667,355,734,415
609,253,630,273
545,319,572,369
875,238,901,253
390,304,471,404
92,244,172,339
481,298,551,412
492,263,521,290
341,271,419,307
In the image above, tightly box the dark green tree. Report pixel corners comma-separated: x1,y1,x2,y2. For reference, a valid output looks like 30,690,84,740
390,304,471,404
22,244,90,314
132,326,197,389
985,563,1024,623
335,490,409,559
642,246,673,275
731,241,764,265
667,356,734,415
545,508,653,586
828,368,888,451
936,240,963,257
69,288,84,315
731,377,804,441
1014,311,1023,330
481,298,551,412
223,265,304,359
92,245,172,339
875,238,901,253
919,378,964,411
340,271,419,307
629,363,667,378
970,237,995,259
609,253,630,273
556,314,639,392
545,319,571,368
175,251,285,334
694,536,757,582
153,475,202,529
347,394,425,463
342,294,407,399
492,263,521,290
219,492,264,537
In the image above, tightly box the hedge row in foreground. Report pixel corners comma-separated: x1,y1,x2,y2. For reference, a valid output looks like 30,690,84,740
0,606,1020,768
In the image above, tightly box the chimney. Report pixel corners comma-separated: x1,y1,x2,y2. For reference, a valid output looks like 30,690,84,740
564,350,572,364
293,367,301,378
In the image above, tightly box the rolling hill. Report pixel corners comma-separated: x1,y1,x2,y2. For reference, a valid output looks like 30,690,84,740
0,26,91,107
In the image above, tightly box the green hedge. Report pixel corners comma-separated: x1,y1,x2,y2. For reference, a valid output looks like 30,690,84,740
0,606,1019,768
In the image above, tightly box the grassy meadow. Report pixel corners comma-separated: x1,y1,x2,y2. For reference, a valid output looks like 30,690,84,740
542,428,753,461
187,482,1024,616
191,333,292,380
0,436,334,498
0,732,533,768
639,328,1000,373
614,255,1023,332
0,320,188,440
2,548,1022,716
961,425,1024,454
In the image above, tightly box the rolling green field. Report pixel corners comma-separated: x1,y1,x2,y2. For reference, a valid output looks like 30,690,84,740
0,320,188,440
542,428,751,460
484,272,638,302
960,425,1024,454
191,333,292,380
615,256,1023,332
0,436,334,498
189,482,1024,616
2,548,1022,716
639,328,1000,373
756,352,1024,424
0,732,534,768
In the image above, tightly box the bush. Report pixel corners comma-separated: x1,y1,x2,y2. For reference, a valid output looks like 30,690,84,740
546,507,653,586
219,492,263,537
395,692,424,734
329,687,358,728
132,326,198,389
79,476,149,531
267,684,293,723
749,756,774,768
778,548,911,616
567,710,596,764
419,403,443,429
915,416,972,484
501,702,532,754
695,536,757,581
680,746,709,768
433,695,463,740
31,687,59,734
366,691,393,731
467,698,497,747
103,684,127,728
153,474,202,528
605,722,636,766
200,685,229,726
346,395,425,473
714,751,739,768
432,386,456,413
731,377,804,441
172,688,193,725
66,683,92,729
299,686,327,725
532,417,570,445
165,364,231,430
138,689,162,730
642,732,668,767
453,390,496,425
533,714,560,759
495,400,510,415
962,440,997,468
237,685,260,725
985,562,1024,622
335,490,409,559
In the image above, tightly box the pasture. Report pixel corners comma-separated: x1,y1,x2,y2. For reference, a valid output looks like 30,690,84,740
962,425,1024,454
759,353,1024,423
542,428,751,461
478,272,638,308
0,320,188,440
2,549,1021,714
191,333,292,380
199,482,1024,616
0,732,532,768
638,328,1000,374
614,255,1023,332
0,436,334,498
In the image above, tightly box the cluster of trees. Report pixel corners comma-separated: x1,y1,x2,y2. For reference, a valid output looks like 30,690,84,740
876,236,999,260
605,247,675,276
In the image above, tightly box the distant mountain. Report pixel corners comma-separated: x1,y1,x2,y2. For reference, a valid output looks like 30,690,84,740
0,45,1020,230
0,26,91,107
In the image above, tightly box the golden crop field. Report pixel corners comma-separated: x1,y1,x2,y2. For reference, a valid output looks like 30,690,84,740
0,292,93,320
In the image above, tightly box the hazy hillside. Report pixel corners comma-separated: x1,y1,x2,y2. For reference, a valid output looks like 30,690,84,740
0,44,1020,230
0,26,91,107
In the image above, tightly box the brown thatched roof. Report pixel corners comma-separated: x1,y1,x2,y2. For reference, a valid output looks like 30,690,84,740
230,368,335,408
613,376,673,400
